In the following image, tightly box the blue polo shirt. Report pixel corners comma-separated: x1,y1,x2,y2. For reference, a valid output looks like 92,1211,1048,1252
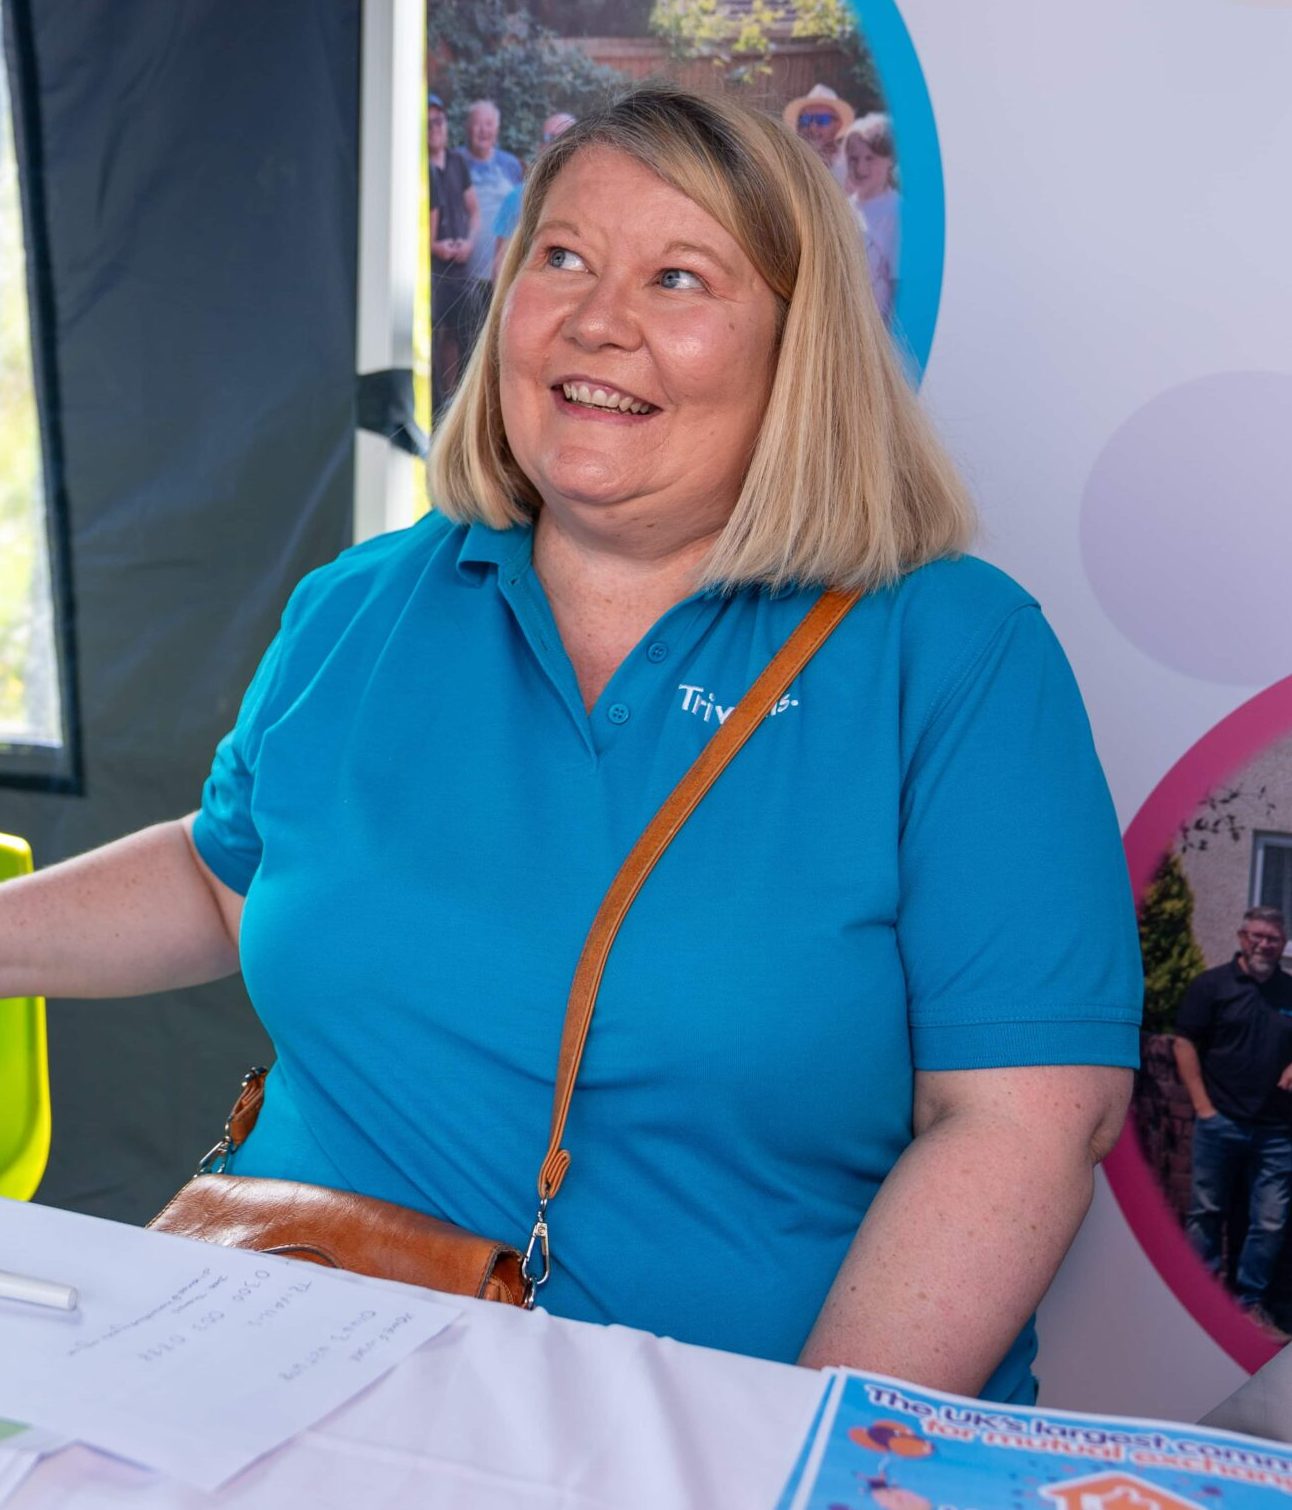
193,512,1141,1403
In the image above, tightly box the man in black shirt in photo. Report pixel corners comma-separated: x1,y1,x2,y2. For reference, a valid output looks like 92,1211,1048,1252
1174,906,1292,1328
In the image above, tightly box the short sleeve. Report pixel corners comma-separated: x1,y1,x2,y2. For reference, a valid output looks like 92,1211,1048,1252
1173,974,1215,1045
190,629,288,895
898,602,1142,1071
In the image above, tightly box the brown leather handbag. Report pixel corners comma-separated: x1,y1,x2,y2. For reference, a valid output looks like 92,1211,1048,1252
149,588,859,1306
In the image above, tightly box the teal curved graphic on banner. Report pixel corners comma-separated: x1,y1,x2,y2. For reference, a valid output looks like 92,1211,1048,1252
851,1,943,379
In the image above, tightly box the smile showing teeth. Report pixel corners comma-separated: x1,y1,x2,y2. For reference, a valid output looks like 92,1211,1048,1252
560,381,655,415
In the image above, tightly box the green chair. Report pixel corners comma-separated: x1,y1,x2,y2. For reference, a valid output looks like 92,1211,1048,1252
0,833,49,1200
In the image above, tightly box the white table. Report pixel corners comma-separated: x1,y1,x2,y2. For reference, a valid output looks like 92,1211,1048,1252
10,1277,826,1509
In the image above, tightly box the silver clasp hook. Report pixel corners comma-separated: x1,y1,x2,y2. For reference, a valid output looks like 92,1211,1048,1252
195,1066,265,1176
195,1133,233,1176
521,1197,550,1309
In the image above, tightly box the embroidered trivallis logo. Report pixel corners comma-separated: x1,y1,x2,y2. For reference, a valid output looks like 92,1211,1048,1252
676,683,800,725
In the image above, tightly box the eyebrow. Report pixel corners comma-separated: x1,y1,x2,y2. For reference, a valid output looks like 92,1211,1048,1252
533,217,581,240
532,220,737,279
661,240,737,278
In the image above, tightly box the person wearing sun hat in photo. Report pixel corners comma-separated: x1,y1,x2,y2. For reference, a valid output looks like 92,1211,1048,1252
782,82,855,188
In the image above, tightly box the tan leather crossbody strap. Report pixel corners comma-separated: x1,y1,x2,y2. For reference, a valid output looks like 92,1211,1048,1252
535,586,861,1204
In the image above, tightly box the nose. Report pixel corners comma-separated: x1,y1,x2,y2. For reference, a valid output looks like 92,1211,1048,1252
562,271,641,352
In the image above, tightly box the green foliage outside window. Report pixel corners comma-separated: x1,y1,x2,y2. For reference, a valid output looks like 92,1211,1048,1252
1139,852,1206,1034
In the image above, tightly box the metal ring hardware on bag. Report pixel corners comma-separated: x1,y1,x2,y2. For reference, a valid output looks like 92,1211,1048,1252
518,588,860,1299
195,1065,267,1176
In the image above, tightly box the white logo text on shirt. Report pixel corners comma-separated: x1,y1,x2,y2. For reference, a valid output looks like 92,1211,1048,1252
676,683,800,724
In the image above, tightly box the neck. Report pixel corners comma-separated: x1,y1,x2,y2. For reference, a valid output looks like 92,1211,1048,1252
430,145,447,168
533,508,714,620
532,509,720,711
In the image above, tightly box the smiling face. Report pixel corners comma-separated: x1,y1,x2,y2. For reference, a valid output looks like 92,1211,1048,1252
498,147,780,557
796,107,842,152
1238,918,1286,981
466,104,499,159
846,135,892,200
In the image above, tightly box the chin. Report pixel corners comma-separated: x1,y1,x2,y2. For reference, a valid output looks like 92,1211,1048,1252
540,468,634,509
553,488,637,512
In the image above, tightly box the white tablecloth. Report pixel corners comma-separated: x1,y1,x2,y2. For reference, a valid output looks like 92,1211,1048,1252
10,1283,826,1509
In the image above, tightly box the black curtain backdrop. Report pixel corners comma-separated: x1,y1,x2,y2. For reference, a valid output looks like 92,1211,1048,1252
0,0,360,1222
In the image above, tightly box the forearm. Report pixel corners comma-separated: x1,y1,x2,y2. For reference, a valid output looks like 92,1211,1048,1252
1172,1038,1215,1116
0,816,241,999
798,1063,1131,1395
798,1119,1096,1393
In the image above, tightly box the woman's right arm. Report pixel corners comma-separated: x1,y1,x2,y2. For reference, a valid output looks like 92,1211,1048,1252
0,814,242,1000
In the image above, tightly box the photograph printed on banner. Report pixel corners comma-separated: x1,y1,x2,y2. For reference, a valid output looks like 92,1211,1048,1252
427,0,899,414
1134,730,1292,1343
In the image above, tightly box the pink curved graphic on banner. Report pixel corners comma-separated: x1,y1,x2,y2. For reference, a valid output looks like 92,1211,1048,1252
1108,673,1292,1373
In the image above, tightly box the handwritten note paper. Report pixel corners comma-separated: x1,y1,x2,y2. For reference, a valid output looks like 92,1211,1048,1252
0,1198,459,1491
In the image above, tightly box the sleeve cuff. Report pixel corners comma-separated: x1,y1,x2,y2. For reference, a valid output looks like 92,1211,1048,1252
190,810,259,896
911,1014,1141,1072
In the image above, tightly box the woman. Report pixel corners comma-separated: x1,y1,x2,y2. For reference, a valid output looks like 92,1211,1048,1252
0,87,1140,1405
845,113,901,324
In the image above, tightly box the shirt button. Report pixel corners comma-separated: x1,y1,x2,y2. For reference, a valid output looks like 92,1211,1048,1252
607,702,631,725
646,641,669,663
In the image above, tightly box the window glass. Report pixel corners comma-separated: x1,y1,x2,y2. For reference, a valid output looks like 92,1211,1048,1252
1254,833,1292,932
0,31,62,758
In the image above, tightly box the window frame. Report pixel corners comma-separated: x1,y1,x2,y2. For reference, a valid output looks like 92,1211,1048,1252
1250,830,1292,956
352,0,424,545
0,0,82,792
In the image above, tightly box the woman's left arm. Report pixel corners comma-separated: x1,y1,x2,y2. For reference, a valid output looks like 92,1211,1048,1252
797,1062,1131,1395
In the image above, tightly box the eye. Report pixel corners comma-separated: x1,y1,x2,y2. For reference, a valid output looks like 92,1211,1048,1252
545,246,587,272
659,267,704,292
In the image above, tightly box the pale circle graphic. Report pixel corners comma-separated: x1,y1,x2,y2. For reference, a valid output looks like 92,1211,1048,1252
1080,372,1292,685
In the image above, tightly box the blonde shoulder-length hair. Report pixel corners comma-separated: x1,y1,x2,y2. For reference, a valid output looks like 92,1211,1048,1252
428,84,975,592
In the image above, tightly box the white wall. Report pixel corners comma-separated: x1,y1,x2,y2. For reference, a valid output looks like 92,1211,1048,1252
896,0,1292,1419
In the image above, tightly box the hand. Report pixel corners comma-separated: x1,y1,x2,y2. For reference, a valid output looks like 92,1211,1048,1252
1279,1064,1292,1093
452,238,472,264
1196,1105,1220,1120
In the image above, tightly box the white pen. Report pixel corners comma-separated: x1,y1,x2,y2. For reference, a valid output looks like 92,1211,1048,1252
0,1269,79,1311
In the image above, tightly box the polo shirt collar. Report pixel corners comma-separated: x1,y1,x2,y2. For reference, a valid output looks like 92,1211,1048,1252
454,516,799,609
456,520,533,583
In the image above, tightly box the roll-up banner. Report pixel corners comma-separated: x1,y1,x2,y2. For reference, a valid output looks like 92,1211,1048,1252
428,0,1292,1419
